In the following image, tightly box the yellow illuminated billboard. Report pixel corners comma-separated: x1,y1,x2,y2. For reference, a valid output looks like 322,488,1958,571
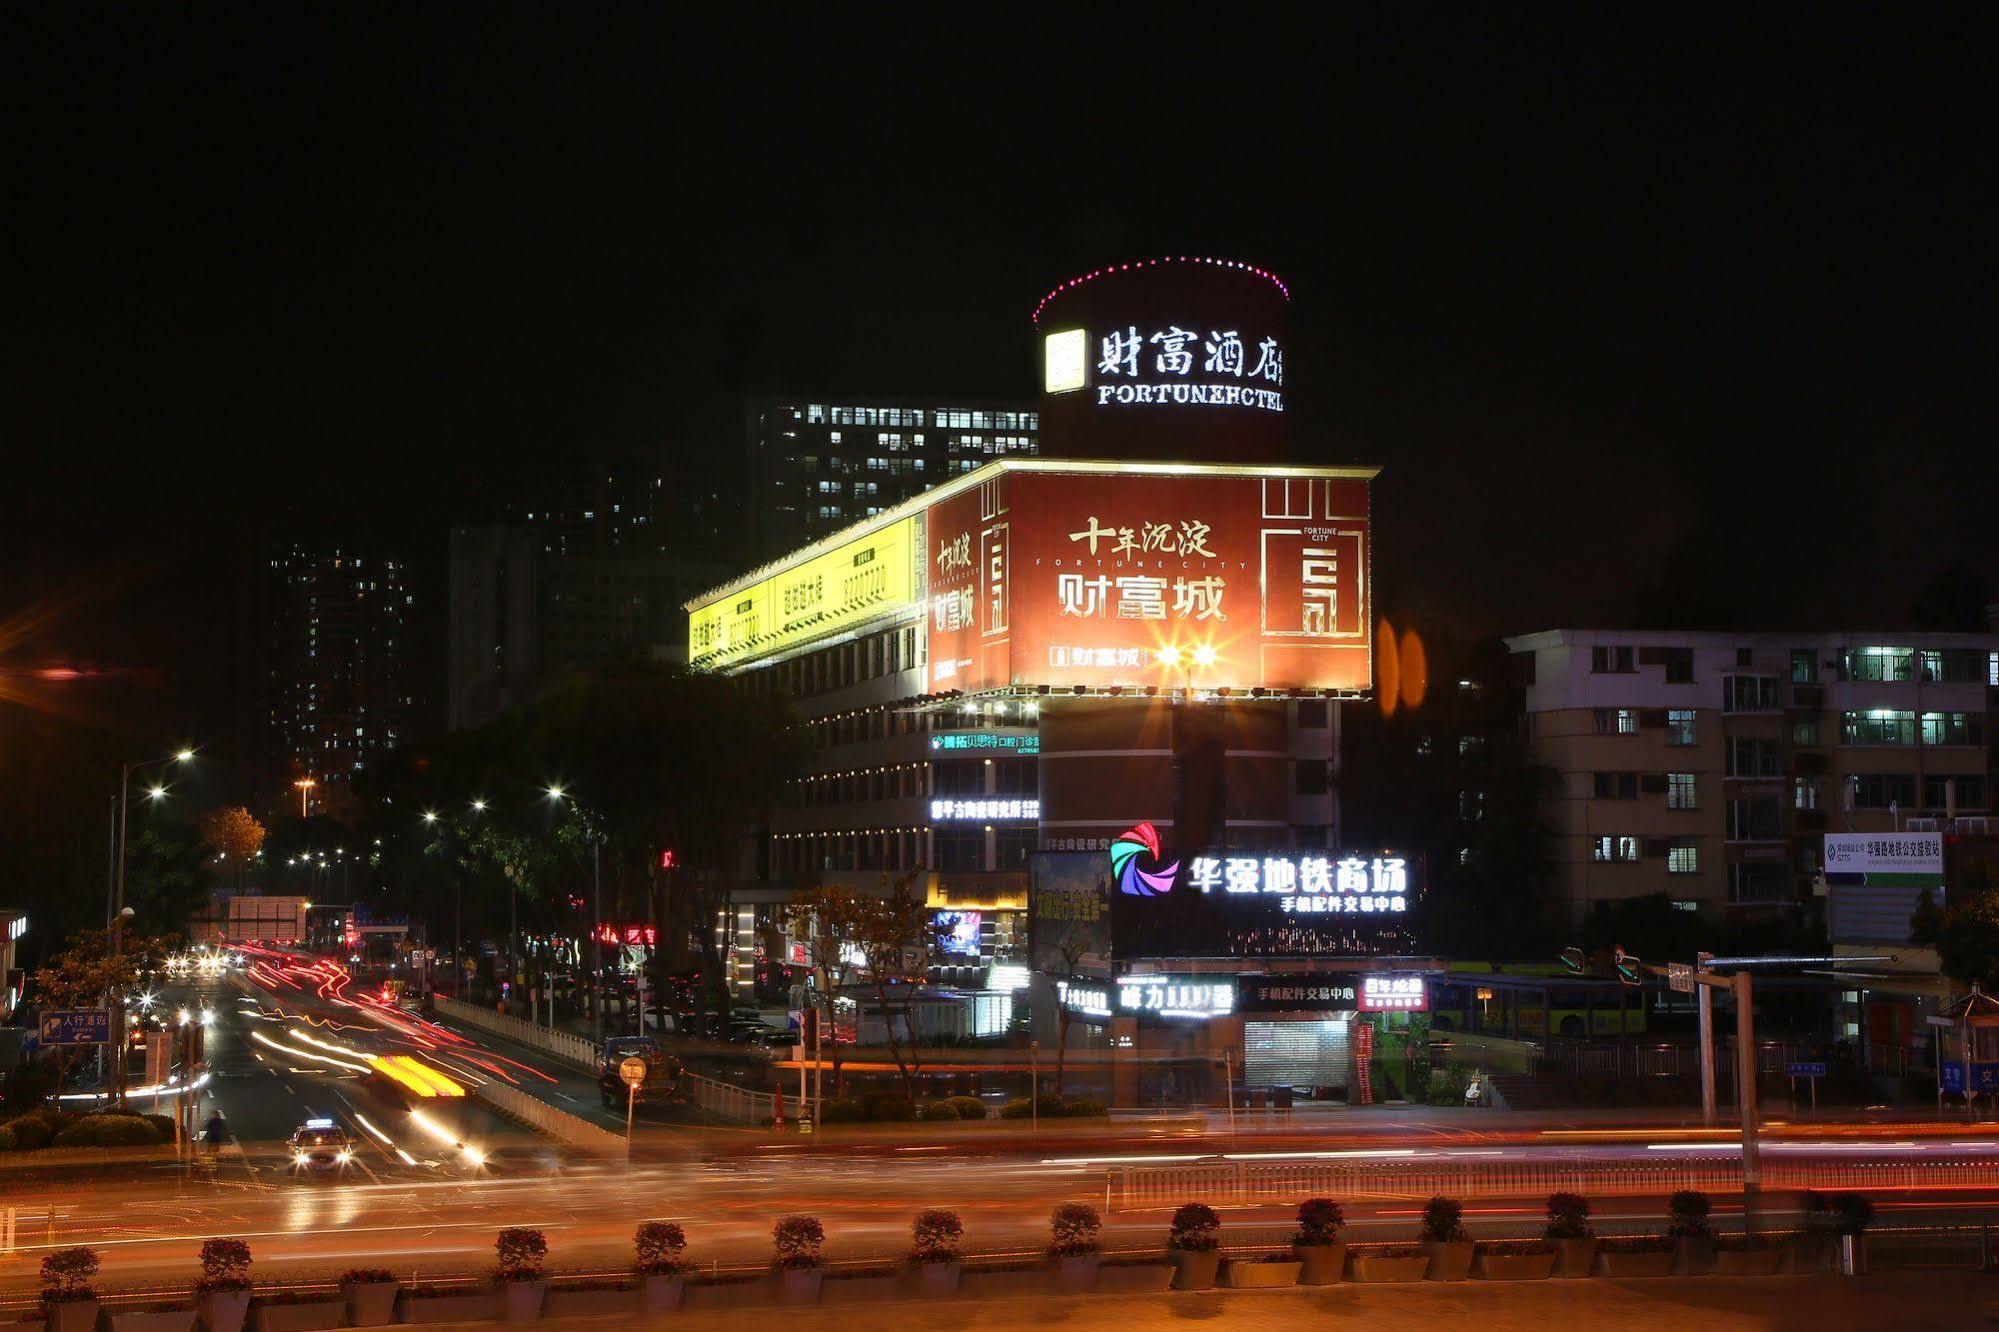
689,515,920,669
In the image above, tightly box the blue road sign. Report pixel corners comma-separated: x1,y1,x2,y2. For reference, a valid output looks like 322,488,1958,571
39,1009,110,1046
1786,1061,1829,1078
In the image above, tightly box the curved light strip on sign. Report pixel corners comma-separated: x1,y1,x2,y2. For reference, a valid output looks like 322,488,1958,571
1031,256,1291,325
1110,822,1179,897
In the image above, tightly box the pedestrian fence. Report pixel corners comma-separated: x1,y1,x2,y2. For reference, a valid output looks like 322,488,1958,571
683,1069,775,1124
471,1077,628,1156
435,994,600,1072
1106,1154,1999,1210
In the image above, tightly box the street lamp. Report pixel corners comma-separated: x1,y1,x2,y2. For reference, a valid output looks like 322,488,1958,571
111,746,196,1104
546,785,606,1047
294,777,317,818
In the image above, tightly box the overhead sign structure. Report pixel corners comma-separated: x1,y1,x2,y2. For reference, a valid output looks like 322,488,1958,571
1824,832,1947,945
39,1009,111,1046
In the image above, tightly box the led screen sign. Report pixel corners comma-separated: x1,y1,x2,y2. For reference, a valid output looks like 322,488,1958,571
1057,975,1236,1020
925,463,1373,695
929,731,1040,755
1358,975,1427,1012
688,515,920,669
930,798,1040,822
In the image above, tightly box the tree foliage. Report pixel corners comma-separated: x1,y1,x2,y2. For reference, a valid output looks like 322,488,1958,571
198,806,266,863
1911,859,1999,987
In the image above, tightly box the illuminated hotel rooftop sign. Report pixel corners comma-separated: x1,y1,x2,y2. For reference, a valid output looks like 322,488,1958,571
1044,325,1284,414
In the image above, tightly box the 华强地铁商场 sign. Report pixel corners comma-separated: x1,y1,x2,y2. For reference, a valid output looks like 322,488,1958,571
1107,845,1421,961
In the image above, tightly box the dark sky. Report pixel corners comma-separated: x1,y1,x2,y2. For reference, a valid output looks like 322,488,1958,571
5,9,1994,722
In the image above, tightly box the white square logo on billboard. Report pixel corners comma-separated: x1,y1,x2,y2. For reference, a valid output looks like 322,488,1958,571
1043,329,1087,394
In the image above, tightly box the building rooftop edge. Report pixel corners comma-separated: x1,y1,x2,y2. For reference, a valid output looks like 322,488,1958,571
1504,628,1999,650
685,456,1383,613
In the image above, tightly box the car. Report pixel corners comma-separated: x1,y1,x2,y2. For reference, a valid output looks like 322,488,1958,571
597,1036,683,1109
288,1118,355,1173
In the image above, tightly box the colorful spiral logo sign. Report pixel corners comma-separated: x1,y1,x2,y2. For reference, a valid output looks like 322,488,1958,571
1110,821,1179,897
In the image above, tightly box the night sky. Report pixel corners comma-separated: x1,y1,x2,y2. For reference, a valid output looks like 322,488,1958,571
5,10,1993,744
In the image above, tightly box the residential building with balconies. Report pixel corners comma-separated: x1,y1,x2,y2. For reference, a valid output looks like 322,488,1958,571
1504,629,1999,927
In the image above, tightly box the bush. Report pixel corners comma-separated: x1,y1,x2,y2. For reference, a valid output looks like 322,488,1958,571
1061,1098,1108,1118
338,1270,395,1285
998,1097,1032,1119
817,1098,866,1124
771,1216,824,1270
1049,1203,1101,1258
634,1221,686,1275
53,1115,161,1148
1292,1198,1344,1247
863,1094,914,1122
7,1116,53,1151
1420,1197,1468,1244
1423,1065,1472,1105
198,1239,252,1293
944,1096,987,1121
1666,1190,1712,1239
917,1101,960,1121
41,1247,100,1303
999,1095,1068,1119
909,1209,963,1264
0,1124,16,1151
1544,1192,1592,1240
1166,1203,1220,1253
141,1114,177,1141
495,1228,548,1282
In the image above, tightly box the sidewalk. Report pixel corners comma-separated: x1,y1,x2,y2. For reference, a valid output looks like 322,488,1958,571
512,1272,1991,1332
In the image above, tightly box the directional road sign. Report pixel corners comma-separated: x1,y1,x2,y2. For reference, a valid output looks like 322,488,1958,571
1786,1061,1828,1078
39,1009,110,1046
1666,963,1695,994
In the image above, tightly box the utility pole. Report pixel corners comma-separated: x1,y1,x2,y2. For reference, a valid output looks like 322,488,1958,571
1696,950,1717,1126
591,837,604,1049
1733,969,1761,1235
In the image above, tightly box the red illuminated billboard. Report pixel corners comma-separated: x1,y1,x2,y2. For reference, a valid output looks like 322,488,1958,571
925,463,1373,694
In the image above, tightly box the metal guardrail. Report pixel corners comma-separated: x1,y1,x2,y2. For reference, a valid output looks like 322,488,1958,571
683,1070,775,1124
471,1077,628,1156
435,994,600,1071
1106,1155,1999,1210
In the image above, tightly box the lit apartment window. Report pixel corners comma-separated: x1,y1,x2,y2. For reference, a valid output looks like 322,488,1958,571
1794,777,1820,810
1920,712,1982,746
1846,646,1915,682
1667,773,1698,810
1594,709,1639,735
1592,835,1640,863
1666,709,1697,746
1667,842,1699,874
1842,710,1917,745
1790,649,1818,683
1919,649,1985,683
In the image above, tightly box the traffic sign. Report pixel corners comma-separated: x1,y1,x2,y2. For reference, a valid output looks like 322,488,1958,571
1786,1061,1828,1078
39,1010,110,1046
619,1056,649,1087
1666,963,1695,994
1925,1015,1955,1028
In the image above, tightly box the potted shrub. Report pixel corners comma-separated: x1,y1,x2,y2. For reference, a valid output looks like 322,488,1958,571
1348,1245,1431,1282
1164,1203,1222,1290
1290,1198,1346,1285
40,1247,101,1332
1667,1190,1714,1275
1225,1252,1301,1289
195,1239,253,1332
772,1216,826,1305
1473,1239,1557,1281
494,1227,548,1322
1048,1203,1102,1291
635,1221,688,1312
249,1291,344,1332
1595,1235,1675,1278
1711,1233,1783,1277
1419,1197,1474,1280
908,1209,964,1297
336,1269,399,1328
1544,1192,1596,1277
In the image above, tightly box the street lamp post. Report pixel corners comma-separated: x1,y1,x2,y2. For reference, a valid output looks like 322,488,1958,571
112,748,194,1104
294,777,316,818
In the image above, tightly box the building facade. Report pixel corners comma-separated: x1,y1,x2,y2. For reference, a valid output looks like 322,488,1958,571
746,399,1039,560
265,536,415,802
1505,629,1999,927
